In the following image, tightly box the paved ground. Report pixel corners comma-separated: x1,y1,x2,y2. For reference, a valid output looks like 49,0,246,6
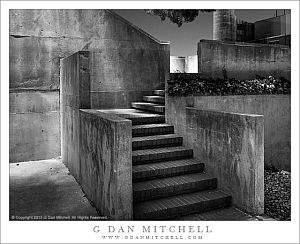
9,159,100,220
9,158,274,221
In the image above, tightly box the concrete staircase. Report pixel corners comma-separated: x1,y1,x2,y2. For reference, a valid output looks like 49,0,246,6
130,90,233,220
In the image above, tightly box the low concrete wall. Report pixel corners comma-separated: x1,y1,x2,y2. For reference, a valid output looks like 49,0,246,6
185,108,264,214
79,110,132,220
198,39,291,80
9,91,60,163
166,94,290,171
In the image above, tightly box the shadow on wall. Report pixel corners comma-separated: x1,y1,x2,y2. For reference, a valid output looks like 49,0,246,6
9,9,170,163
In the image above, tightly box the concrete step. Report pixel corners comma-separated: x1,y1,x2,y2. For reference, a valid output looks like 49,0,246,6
143,95,165,104
132,134,182,150
132,102,165,114
133,173,217,202
132,146,193,165
133,189,232,220
154,90,165,96
132,159,205,182
175,206,258,221
129,115,165,125
132,124,174,137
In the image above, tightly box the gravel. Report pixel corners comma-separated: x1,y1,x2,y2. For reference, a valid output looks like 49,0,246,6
264,169,291,221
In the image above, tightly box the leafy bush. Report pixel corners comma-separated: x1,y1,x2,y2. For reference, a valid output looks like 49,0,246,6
167,73,291,96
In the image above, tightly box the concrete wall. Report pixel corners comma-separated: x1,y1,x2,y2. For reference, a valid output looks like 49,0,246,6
186,108,264,214
198,39,291,80
170,55,198,73
61,51,132,219
60,51,90,180
166,95,290,171
10,9,169,162
90,42,169,109
79,110,132,220
9,91,60,162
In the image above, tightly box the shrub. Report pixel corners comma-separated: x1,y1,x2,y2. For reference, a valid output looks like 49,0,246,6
167,73,291,96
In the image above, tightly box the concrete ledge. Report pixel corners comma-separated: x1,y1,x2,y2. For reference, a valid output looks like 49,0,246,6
186,107,264,215
79,109,132,220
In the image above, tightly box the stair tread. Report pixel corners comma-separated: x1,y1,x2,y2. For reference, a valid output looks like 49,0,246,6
175,207,257,221
132,146,192,157
132,134,181,142
98,108,162,117
123,114,164,119
132,123,172,129
132,102,165,108
154,90,165,96
133,172,215,192
143,96,164,99
134,190,231,214
133,158,202,173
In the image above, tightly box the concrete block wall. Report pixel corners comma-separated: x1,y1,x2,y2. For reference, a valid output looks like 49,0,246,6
166,95,290,171
186,108,264,214
9,9,169,162
198,39,291,80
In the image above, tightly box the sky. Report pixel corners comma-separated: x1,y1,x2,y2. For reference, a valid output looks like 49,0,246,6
114,9,290,56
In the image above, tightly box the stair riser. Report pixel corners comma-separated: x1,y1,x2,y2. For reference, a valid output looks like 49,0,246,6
132,104,165,114
133,150,193,165
134,196,232,220
134,178,217,202
133,137,183,150
130,117,165,125
132,126,174,137
143,97,165,104
133,163,205,182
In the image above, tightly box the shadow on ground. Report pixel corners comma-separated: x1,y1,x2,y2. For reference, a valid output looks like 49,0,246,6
9,159,100,220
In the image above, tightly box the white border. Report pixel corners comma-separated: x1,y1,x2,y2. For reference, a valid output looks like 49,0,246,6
1,1,299,243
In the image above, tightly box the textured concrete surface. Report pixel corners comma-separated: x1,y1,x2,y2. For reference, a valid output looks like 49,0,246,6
166,100,264,215
89,45,169,109
80,109,132,220
9,9,167,90
9,159,99,219
60,51,90,181
9,91,60,163
185,108,264,215
166,95,290,171
10,9,169,163
198,39,291,80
